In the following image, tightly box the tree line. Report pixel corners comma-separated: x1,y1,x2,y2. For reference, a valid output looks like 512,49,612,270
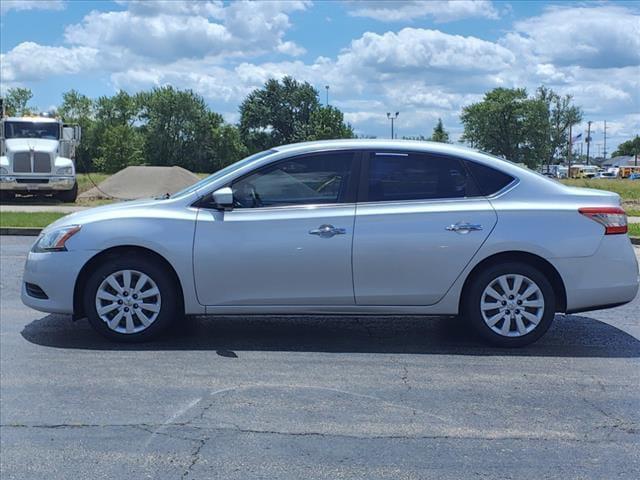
2,77,354,173
3,79,636,173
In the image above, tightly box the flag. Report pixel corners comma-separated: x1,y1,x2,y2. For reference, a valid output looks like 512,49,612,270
571,132,582,143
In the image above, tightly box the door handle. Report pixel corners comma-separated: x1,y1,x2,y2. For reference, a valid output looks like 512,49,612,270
309,224,346,238
445,222,483,234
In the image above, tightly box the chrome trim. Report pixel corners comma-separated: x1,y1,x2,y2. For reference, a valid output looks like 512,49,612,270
309,224,347,238
0,176,75,191
486,177,521,200
446,223,483,233
225,202,355,213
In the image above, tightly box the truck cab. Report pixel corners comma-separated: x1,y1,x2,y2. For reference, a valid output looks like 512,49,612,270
0,116,81,202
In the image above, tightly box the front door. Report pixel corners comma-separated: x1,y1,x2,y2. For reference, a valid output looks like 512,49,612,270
193,151,358,306
353,151,497,305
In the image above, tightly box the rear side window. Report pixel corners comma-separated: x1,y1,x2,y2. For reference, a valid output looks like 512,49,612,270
465,161,514,196
367,153,477,202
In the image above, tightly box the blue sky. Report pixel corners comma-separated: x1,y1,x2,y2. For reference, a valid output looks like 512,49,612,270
1,0,639,154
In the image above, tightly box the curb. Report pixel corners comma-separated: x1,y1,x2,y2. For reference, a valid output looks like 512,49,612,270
632,237,640,246
0,227,42,236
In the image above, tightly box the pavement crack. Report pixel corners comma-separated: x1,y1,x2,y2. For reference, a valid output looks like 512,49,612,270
181,435,210,479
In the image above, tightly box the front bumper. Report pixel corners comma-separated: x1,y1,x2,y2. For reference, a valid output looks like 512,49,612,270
21,248,96,315
0,175,75,191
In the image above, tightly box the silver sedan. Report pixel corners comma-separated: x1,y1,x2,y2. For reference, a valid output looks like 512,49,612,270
21,140,639,346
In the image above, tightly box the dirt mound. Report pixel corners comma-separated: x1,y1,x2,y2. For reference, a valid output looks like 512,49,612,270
79,166,201,200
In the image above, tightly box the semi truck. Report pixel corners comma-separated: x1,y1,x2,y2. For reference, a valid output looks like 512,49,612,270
0,115,81,202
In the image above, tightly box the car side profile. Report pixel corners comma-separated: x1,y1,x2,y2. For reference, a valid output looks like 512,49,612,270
21,140,639,346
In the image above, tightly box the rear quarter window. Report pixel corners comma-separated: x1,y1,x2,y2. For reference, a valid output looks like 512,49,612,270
465,161,515,196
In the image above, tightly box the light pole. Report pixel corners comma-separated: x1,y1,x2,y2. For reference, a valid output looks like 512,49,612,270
387,111,399,139
325,85,329,106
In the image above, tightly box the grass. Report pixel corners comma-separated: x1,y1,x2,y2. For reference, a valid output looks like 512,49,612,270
628,223,640,238
0,212,67,228
76,173,111,195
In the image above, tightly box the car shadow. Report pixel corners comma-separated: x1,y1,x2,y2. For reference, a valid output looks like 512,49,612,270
20,313,640,357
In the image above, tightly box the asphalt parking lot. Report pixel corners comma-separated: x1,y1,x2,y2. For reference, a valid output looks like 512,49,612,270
1,235,639,479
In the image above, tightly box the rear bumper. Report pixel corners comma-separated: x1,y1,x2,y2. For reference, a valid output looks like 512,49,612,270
0,175,75,191
553,235,639,313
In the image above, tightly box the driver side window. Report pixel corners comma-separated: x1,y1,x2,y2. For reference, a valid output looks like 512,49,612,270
232,152,354,208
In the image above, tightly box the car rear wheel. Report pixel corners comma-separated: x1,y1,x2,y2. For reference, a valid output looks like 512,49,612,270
464,262,556,347
84,255,179,342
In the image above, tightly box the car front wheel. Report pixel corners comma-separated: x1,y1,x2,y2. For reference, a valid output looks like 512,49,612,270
464,262,556,347
84,255,179,342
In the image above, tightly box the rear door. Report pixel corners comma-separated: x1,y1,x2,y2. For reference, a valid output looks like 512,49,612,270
352,151,498,305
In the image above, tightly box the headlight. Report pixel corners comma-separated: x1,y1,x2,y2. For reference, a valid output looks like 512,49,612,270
0,167,8,174
32,225,81,252
56,166,73,175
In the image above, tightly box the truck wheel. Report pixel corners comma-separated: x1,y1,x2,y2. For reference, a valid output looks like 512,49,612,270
57,182,78,203
0,191,15,202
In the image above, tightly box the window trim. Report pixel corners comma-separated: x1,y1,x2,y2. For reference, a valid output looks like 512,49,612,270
463,159,518,199
211,149,362,210
358,150,483,204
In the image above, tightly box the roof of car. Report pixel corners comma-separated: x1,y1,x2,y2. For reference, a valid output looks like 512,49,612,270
274,139,479,157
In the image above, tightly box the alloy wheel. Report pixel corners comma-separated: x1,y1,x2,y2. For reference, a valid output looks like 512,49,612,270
480,274,545,337
95,269,162,334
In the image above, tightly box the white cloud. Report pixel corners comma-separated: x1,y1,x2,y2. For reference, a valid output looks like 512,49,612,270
505,5,640,69
276,40,306,57
63,0,309,62
0,42,98,82
346,0,499,23
336,28,514,74
0,0,64,15
64,10,232,61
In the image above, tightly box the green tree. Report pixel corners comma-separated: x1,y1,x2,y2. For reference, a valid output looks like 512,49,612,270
308,105,354,140
429,118,450,143
612,136,640,157
461,87,582,168
205,123,249,172
4,87,35,116
138,86,214,171
240,76,320,150
90,90,142,172
58,90,96,171
94,124,145,173
535,86,582,166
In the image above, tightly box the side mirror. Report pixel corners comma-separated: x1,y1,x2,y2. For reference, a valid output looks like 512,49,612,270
62,127,74,141
212,187,234,209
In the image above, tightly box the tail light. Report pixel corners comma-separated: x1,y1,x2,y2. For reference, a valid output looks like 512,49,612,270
579,207,627,235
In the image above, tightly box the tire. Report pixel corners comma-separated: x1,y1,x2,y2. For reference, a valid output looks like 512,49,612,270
83,254,180,342
0,191,15,202
57,182,78,203
463,262,556,347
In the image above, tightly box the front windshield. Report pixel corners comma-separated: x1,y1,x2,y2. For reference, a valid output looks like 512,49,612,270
170,149,277,199
4,121,60,140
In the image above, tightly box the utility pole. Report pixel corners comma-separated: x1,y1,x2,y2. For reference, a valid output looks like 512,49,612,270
586,120,593,165
567,123,572,175
603,120,607,160
387,112,399,139
325,85,329,106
